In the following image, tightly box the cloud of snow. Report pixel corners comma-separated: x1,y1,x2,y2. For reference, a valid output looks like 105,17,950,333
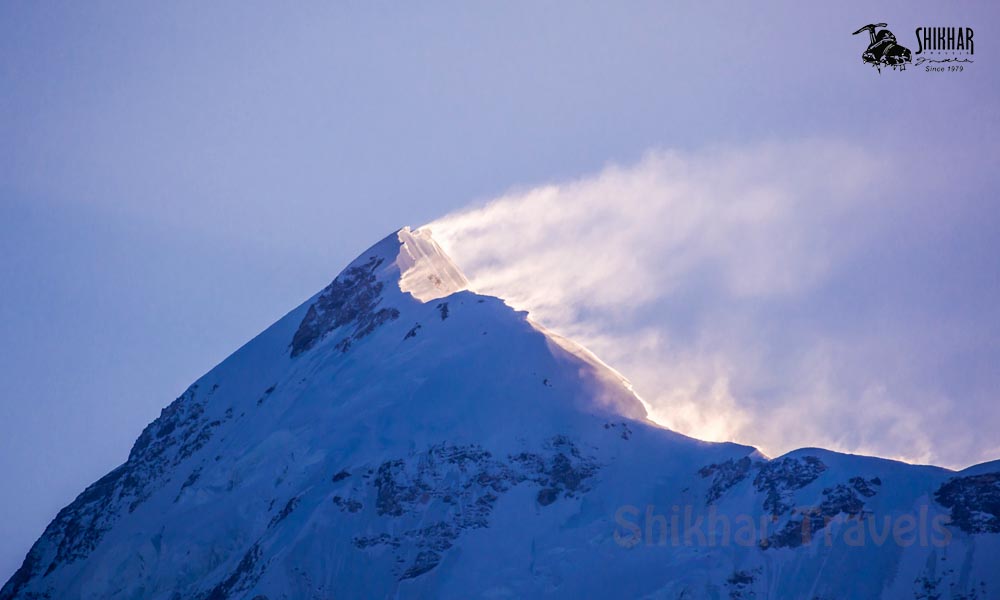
423,139,996,468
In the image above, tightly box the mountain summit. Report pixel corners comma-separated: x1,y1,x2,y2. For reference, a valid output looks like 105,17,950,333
4,228,999,599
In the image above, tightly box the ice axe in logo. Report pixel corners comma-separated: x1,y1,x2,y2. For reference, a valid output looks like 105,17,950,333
853,23,912,72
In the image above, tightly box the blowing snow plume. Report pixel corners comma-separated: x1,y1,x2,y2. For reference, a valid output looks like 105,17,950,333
422,140,999,469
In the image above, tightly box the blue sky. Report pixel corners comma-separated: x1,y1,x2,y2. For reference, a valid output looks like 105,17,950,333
2,1,999,581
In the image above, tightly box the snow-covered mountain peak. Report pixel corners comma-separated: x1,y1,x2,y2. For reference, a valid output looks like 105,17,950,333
3,227,999,599
396,227,469,302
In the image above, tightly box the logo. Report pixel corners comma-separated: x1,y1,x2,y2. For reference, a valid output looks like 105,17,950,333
852,23,912,72
914,27,975,72
916,27,975,56
853,22,975,74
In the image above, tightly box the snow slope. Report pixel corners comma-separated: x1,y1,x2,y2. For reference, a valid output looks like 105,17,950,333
3,228,998,599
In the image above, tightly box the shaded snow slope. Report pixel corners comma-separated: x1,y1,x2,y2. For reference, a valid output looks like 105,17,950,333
3,229,999,600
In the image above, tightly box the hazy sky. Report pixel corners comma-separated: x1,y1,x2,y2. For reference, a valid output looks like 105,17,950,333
2,1,998,582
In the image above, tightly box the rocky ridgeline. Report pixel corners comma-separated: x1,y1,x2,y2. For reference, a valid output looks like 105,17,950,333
4,383,230,599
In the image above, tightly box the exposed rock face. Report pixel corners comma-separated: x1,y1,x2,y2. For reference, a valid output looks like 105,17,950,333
205,543,264,600
726,568,761,600
764,478,880,550
935,472,1000,533
698,455,886,551
342,438,599,581
700,455,756,504
128,384,226,511
754,456,828,517
290,255,400,357
699,455,831,516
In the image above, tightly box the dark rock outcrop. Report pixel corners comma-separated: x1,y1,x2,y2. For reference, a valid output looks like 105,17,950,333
754,456,827,517
935,472,1000,534
343,438,599,580
290,256,399,357
700,456,755,504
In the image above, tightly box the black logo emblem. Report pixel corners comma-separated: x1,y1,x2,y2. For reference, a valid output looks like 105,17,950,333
853,23,912,72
